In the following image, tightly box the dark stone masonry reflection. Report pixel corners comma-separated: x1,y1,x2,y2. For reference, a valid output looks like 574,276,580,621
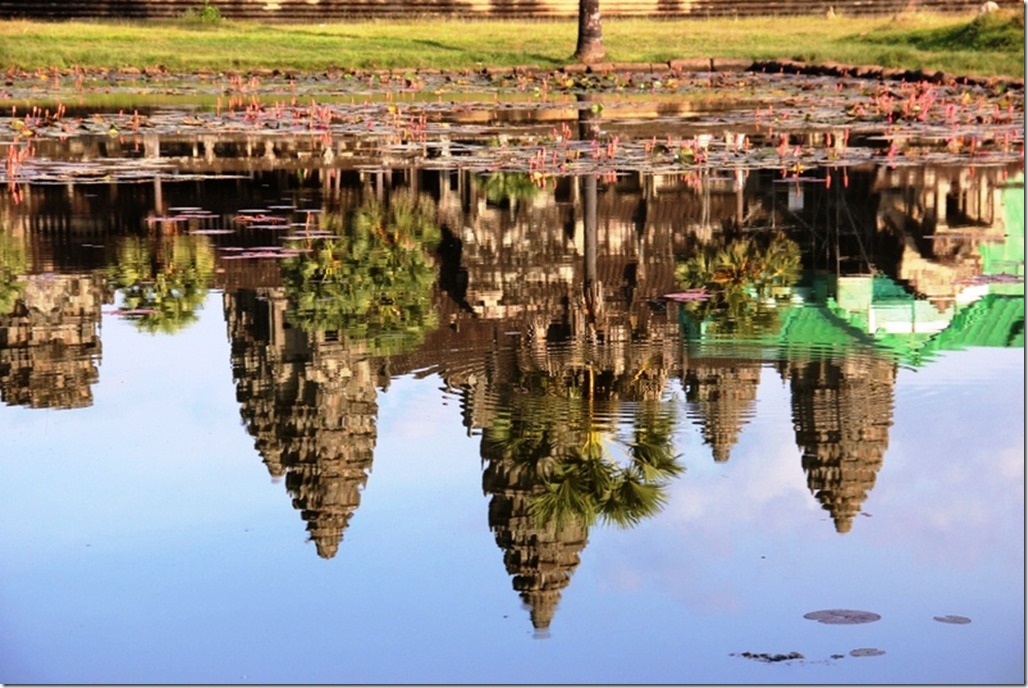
0,159,1022,631
0,272,109,409
226,287,384,559
779,357,895,534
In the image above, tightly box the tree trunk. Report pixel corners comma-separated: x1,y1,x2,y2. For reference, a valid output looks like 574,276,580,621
576,94,602,141
574,0,605,64
581,173,604,328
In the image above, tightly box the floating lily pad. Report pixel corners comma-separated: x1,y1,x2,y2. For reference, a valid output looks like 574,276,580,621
803,609,881,624
933,615,972,624
850,648,886,657
146,215,189,224
663,290,710,302
107,308,159,316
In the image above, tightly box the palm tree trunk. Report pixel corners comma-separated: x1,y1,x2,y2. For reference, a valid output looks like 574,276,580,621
574,0,605,63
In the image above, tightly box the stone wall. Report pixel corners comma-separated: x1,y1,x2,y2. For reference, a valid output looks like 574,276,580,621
0,0,998,20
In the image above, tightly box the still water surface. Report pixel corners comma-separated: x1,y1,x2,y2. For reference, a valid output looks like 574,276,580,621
0,69,1024,683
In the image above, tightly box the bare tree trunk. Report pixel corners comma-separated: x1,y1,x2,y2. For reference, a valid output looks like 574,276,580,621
574,0,606,64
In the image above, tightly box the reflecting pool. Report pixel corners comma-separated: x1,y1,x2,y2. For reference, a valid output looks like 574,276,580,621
0,68,1023,684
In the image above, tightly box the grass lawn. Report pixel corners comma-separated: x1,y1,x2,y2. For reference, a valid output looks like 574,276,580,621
0,11,1023,78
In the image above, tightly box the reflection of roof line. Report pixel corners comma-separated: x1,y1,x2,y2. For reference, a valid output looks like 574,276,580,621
779,302,880,351
680,270,1024,368
923,293,1025,352
678,298,884,361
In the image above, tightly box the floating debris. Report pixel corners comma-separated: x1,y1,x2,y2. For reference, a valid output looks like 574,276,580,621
733,651,805,663
933,615,972,624
803,609,881,624
850,648,886,657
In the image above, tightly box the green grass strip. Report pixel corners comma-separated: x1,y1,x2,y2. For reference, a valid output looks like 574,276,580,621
0,12,1022,78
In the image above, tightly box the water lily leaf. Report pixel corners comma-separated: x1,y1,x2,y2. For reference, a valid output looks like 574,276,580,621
933,615,972,624
803,609,881,624
850,648,886,657
662,290,710,302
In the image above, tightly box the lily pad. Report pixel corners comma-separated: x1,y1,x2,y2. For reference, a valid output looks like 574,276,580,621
663,290,710,302
803,609,881,625
933,615,972,624
850,648,886,657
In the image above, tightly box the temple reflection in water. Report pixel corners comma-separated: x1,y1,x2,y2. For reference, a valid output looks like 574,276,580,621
0,159,1022,632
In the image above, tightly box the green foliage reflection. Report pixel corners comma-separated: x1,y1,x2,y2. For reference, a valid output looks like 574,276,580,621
281,191,441,355
484,389,683,531
478,172,541,208
106,234,215,334
675,233,801,337
0,230,27,316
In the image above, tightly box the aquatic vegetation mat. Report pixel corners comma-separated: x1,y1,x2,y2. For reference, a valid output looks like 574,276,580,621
1,68,1023,195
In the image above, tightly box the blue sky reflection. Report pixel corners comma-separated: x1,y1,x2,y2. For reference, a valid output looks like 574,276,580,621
0,295,1023,684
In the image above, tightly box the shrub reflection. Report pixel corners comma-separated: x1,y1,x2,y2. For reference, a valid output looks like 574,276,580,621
281,190,440,355
106,234,215,334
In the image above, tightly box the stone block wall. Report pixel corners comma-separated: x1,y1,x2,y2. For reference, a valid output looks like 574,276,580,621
0,0,998,20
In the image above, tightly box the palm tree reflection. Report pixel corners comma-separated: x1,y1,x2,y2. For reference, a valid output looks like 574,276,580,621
481,366,683,636
527,400,682,529
676,233,801,338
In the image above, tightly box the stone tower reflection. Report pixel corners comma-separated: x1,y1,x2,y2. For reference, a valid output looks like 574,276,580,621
469,337,679,634
681,354,762,462
777,355,896,533
481,412,590,637
225,287,381,559
0,272,108,409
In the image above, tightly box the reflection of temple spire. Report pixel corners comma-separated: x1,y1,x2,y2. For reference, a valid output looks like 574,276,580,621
778,356,895,533
0,272,109,409
225,288,380,559
681,357,761,462
481,433,589,635
465,332,679,634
